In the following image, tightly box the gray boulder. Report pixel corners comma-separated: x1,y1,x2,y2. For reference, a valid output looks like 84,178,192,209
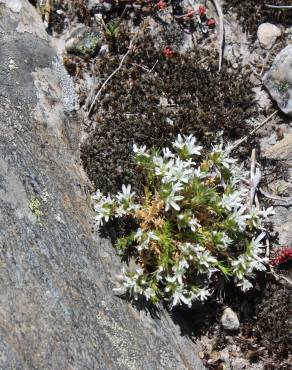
0,1,203,369
264,45,292,115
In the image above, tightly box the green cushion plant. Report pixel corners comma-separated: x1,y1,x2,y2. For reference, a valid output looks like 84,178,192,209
92,135,273,309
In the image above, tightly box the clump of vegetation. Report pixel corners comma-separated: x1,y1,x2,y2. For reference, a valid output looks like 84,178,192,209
272,246,292,267
29,196,43,223
92,135,273,308
81,34,256,197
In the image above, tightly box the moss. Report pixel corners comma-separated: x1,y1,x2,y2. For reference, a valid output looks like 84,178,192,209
254,280,292,362
81,33,256,197
28,196,43,223
224,0,292,38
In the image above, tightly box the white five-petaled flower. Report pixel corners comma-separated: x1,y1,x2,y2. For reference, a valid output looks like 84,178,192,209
169,285,192,308
194,246,217,272
237,278,253,292
133,144,149,157
164,190,184,211
136,231,160,251
162,147,175,158
221,190,247,211
153,156,174,177
163,158,193,184
195,288,211,301
116,184,135,203
189,216,201,232
143,287,155,301
93,195,115,226
211,143,237,168
92,189,103,201
193,167,208,179
229,205,249,231
173,134,202,156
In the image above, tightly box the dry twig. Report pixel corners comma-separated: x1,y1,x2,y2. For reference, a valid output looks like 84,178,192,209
265,4,292,9
209,0,224,72
87,23,146,116
230,110,278,151
269,265,292,287
260,189,292,206
250,149,261,208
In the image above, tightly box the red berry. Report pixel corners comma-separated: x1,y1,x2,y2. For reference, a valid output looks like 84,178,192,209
207,18,216,27
186,9,195,19
157,0,166,10
163,46,174,58
199,4,206,16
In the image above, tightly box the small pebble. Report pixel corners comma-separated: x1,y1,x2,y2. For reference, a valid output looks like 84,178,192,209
220,307,240,332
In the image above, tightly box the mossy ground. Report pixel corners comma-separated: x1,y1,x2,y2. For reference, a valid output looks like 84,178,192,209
80,32,256,197
224,0,292,38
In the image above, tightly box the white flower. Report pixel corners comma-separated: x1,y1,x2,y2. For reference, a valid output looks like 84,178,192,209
229,206,250,231
116,184,135,203
221,190,246,211
237,278,253,292
173,134,202,156
173,134,185,150
92,189,103,201
116,184,138,213
195,247,217,272
211,143,237,168
249,232,266,258
93,195,115,226
162,147,174,158
189,216,201,232
134,228,143,242
147,231,160,242
166,260,189,285
193,167,208,179
133,144,149,157
180,242,197,256
163,158,193,184
195,288,211,301
164,190,184,211
154,265,164,281
169,285,192,308
212,231,233,250
136,231,160,251
143,287,155,301
115,205,127,217
153,156,174,177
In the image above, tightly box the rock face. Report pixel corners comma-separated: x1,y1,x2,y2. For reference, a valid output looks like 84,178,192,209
0,1,203,369
257,23,281,50
220,307,240,332
264,134,292,245
263,45,292,115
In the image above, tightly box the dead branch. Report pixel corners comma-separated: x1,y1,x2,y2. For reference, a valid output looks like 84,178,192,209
230,110,278,151
269,265,292,288
260,189,292,206
209,0,225,72
265,4,292,9
250,149,261,208
87,23,145,117
265,238,270,258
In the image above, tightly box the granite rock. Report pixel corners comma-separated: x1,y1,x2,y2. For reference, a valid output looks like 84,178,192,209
0,1,204,369
264,45,292,115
